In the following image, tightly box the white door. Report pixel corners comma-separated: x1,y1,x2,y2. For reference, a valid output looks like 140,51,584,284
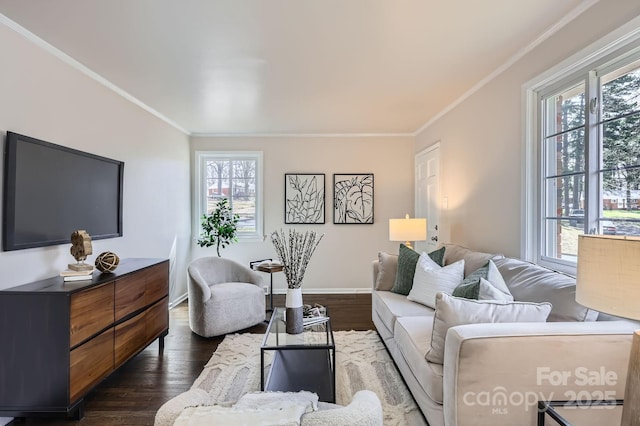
414,144,440,253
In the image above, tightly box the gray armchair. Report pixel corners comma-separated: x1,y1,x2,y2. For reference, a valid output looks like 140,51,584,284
187,257,266,337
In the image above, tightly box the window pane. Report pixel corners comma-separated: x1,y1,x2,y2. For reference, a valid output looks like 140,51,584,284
202,156,260,238
544,175,585,219
543,219,578,261
205,160,229,211
602,62,640,121
544,84,585,137
230,159,257,234
599,220,640,236
544,128,585,175
602,114,640,170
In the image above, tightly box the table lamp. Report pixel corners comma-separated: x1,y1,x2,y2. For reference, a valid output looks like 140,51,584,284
576,234,640,425
389,214,427,250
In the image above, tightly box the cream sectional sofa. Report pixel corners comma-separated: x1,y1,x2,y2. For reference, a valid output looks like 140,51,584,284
372,244,637,426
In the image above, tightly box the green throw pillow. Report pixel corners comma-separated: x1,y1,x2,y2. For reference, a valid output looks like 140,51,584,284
390,244,446,295
429,246,445,267
452,261,489,299
452,259,513,301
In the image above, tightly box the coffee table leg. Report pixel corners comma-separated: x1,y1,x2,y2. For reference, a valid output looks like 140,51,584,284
260,348,265,391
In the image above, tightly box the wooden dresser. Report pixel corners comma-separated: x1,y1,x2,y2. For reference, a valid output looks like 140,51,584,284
0,258,169,419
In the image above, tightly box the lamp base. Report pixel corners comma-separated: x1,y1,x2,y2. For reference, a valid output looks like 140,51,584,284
622,330,640,425
404,241,413,250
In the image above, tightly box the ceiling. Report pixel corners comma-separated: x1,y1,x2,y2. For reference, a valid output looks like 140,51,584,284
0,0,589,135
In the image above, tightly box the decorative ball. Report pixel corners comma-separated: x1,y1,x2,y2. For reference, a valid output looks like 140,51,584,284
95,251,120,273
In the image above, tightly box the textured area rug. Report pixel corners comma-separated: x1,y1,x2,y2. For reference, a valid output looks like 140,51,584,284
191,330,427,426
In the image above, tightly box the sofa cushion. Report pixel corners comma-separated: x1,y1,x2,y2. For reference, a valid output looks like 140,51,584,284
426,292,552,364
407,258,464,308
443,243,502,277
375,252,398,291
452,260,513,301
394,316,444,404
391,245,447,296
494,257,599,322
390,244,420,295
372,291,434,334
427,246,446,267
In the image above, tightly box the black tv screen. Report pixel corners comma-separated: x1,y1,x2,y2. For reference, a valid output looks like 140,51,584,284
2,132,124,251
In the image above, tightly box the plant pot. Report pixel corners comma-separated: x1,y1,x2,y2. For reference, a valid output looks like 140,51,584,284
285,288,304,334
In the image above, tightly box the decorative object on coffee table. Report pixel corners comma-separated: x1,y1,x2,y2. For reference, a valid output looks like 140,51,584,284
68,230,93,272
271,229,323,334
95,251,120,273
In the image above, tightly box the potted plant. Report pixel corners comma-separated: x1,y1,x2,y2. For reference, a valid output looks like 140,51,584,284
271,228,323,333
197,198,239,257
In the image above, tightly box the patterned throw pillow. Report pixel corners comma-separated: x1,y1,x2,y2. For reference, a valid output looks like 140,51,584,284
390,245,446,295
390,244,420,295
452,260,513,301
407,257,465,308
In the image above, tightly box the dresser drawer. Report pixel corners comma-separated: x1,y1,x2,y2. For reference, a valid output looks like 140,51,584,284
114,311,147,368
69,282,114,348
146,296,169,343
145,263,169,306
115,274,146,321
69,327,114,403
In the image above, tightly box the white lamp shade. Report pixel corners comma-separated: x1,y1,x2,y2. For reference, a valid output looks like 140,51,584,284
576,234,640,320
389,216,427,242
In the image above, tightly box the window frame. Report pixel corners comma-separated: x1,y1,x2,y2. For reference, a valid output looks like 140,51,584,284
194,150,264,242
524,18,640,275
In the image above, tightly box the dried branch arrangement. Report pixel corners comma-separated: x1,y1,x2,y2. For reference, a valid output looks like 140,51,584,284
271,229,324,289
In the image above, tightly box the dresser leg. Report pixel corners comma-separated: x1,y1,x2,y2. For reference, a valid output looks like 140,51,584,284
72,401,84,420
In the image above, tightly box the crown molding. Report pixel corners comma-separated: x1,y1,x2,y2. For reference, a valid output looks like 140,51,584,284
413,0,599,136
190,132,414,138
0,13,191,136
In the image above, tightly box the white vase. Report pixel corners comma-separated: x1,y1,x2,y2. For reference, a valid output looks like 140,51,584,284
285,288,303,334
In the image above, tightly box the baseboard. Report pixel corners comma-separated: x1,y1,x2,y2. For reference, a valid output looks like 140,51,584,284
273,288,372,295
169,292,188,309
169,288,371,307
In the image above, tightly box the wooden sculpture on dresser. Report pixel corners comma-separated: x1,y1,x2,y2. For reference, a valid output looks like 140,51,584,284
69,230,93,271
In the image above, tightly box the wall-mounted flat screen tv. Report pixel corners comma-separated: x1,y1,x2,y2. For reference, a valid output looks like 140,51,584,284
2,132,124,251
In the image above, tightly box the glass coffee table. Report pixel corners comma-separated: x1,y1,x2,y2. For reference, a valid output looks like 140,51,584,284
260,307,336,402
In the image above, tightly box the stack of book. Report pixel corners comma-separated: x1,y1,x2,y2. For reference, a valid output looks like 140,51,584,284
303,303,329,327
60,268,95,282
303,315,329,327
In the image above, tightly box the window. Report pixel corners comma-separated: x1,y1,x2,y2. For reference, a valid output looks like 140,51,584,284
195,151,263,240
526,27,640,273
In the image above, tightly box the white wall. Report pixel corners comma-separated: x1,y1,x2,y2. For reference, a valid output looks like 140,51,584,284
190,136,414,293
415,1,640,258
0,22,191,303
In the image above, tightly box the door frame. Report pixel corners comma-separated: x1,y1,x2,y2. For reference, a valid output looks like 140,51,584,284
415,142,441,253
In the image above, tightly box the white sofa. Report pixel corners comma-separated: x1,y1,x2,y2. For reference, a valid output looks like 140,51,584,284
372,244,637,426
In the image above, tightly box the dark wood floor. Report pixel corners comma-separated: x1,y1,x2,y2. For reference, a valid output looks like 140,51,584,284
10,294,373,425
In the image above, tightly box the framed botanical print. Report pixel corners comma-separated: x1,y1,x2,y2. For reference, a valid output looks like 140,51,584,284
333,173,374,224
285,173,325,224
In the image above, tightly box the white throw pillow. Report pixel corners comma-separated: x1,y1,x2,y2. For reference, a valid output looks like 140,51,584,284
477,277,513,301
407,257,464,308
426,292,552,364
